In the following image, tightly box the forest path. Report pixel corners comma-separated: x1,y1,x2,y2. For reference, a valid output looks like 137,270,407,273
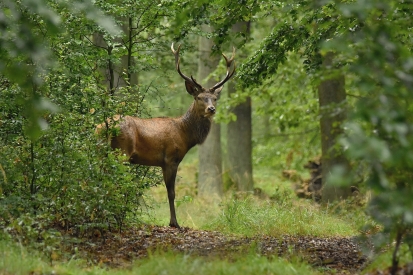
71,225,367,274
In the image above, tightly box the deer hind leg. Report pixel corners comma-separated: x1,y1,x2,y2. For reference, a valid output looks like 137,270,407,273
162,165,180,228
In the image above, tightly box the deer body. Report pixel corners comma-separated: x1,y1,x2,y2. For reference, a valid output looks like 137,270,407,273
112,103,212,167
100,44,235,228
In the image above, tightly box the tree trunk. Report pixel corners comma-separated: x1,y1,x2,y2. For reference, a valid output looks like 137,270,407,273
123,17,139,87
227,93,253,192
319,52,351,202
227,22,253,192
197,25,223,199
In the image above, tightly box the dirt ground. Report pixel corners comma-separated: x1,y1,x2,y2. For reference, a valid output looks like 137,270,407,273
67,225,369,274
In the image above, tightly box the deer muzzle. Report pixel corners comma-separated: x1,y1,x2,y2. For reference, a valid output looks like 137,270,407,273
207,106,216,114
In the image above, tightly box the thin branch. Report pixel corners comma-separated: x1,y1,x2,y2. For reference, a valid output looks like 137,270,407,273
83,35,108,50
134,3,154,31
134,11,160,36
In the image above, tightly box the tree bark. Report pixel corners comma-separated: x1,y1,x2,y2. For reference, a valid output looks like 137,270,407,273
319,52,351,202
197,25,223,199
227,22,253,192
227,92,253,192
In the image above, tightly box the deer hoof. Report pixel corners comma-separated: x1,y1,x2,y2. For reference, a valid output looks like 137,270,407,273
169,222,180,229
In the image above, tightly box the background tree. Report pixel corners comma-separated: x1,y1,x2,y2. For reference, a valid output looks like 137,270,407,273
197,25,223,199
226,21,253,192
318,52,350,202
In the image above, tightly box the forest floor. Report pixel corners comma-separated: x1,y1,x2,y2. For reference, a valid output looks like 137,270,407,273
68,225,367,275
57,162,412,275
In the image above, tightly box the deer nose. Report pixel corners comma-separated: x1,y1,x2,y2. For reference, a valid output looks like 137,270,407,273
208,106,216,113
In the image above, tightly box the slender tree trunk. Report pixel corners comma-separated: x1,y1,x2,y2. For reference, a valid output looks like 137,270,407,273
319,52,351,202
198,25,223,199
123,17,138,87
227,22,253,192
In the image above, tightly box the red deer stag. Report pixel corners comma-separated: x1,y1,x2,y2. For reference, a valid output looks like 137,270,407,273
98,44,235,228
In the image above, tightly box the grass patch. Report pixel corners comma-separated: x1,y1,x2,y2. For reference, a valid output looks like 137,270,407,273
0,238,52,275
134,251,320,275
0,237,105,275
142,160,363,237
205,197,359,237
142,190,361,237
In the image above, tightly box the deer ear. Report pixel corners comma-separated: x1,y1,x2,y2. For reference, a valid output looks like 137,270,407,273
185,81,199,96
212,87,223,97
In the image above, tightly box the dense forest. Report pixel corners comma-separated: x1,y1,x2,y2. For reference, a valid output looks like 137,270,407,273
1,0,413,274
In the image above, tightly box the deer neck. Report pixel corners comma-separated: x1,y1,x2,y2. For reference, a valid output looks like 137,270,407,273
180,102,212,147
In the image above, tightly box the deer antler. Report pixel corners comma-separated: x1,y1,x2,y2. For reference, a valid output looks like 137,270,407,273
171,43,203,90
210,47,236,91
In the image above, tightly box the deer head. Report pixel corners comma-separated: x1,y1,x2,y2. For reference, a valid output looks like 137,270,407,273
171,43,236,118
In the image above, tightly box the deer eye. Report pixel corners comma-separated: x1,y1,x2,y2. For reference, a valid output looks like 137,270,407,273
197,96,201,101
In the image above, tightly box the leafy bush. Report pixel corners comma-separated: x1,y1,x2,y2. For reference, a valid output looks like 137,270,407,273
0,82,161,235
0,0,167,241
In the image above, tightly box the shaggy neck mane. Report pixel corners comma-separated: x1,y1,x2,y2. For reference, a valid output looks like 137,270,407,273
180,102,212,147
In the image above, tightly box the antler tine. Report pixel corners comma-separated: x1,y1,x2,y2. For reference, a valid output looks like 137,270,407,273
171,43,203,89
223,46,236,65
210,47,236,91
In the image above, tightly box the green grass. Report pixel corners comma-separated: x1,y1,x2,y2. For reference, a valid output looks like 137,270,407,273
0,238,53,275
142,159,364,237
205,197,359,237
134,251,320,275
0,238,320,275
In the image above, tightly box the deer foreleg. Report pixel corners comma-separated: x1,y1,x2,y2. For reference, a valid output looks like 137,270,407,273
162,165,180,228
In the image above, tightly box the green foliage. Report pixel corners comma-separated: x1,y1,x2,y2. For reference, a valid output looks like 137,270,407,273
316,0,413,264
198,0,413,270
197,0,413,268
249,52,320,170
0,0,118,139
237,23,309,88
0,0,167,245
0,86,160,234
3,1,412,273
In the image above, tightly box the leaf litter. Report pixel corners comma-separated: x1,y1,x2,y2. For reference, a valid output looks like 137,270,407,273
66,225,369,274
